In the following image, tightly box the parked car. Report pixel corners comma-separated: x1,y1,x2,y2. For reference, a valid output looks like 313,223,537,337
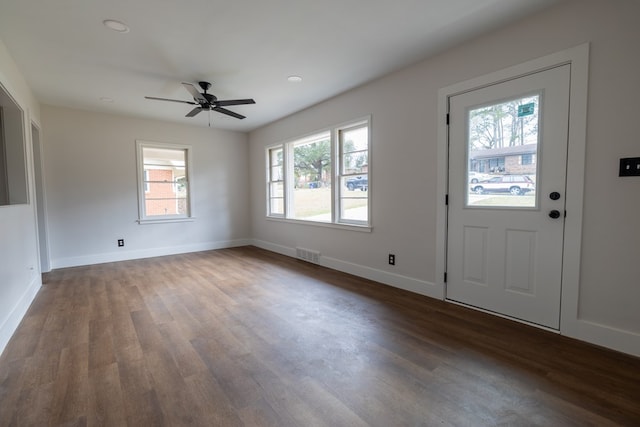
470,175,535,195
468,171,494,183
346,176,368,191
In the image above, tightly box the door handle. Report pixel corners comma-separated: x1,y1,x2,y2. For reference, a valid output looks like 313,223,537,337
548,210,561,219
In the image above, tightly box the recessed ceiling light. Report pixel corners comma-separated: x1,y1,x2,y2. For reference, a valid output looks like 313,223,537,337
103,19,130,33
287,75,303,83
100,97,114,103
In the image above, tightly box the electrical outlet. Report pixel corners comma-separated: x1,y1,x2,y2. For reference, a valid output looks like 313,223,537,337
388,254,395,265
117,239,124,247
619,157,640,176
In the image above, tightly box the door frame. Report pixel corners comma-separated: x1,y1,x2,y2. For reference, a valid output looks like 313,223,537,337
435,44,589,334
31,121,51,273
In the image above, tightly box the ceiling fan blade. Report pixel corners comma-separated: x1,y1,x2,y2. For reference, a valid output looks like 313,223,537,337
145,96,197,105
186,107,203,117
215,98,256,107
181,82,207,103
213,107,246,120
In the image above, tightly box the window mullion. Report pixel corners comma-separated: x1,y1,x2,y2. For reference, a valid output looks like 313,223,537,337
331,129,338,224
284,143,293,219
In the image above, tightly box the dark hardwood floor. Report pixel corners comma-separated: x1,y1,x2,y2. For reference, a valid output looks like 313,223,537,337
0,246,639,426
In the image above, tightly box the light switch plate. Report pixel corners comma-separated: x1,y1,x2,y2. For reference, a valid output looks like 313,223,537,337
619,157,640,176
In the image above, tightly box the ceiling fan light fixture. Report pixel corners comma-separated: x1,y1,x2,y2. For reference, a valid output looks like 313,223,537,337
287,75,303,83
103,19,130,33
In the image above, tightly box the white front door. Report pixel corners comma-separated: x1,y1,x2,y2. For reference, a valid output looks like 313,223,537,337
446,64,570,329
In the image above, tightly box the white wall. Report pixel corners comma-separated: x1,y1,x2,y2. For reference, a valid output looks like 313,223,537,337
0,38,42,354
41,105,251,268
249,0,640,355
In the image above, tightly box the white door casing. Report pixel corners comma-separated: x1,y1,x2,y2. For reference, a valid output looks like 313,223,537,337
446,65,570,329
435,45,640,357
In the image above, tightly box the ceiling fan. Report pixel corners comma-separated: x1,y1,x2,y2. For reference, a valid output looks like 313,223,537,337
145,81,255,120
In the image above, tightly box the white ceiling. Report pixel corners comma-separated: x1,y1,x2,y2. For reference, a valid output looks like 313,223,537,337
0,0,561,132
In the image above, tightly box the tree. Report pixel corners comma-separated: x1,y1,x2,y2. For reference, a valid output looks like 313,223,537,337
294,139,331,186
469,96,539,151
343,139,368,173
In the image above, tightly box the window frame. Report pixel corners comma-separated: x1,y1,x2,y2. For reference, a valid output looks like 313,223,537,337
136,140,194,224
266,145,285,218
0,84,29,206
265,116,371,230
337,120,370,226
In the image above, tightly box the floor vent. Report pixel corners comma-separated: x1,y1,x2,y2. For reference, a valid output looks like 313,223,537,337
296,247,320,264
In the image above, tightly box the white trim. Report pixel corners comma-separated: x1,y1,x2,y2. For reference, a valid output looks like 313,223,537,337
435,44,640,357
135,140,194,221
252,239,296,258
265,144,285,217
0,274,41,357
51,238,251,269
336,117,371,227
137,217,195,225
266,216,372,232
252,239,442,299
30,120,51,272
561,318,640,357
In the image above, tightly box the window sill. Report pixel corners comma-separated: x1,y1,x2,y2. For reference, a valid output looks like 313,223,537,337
266,216,372,233
137,217,195,225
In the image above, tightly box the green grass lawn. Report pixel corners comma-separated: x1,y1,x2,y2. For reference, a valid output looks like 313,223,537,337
468,193,537,207
292,188,368,219
288,188,533,220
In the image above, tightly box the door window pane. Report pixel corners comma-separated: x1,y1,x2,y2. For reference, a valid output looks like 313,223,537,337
467,94,539,208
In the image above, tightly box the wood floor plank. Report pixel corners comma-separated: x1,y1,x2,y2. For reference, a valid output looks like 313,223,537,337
117,357,165,426
14,381,55,426
143,348,208,426
0,246,639,426
88,317,116,371
183,372,244,427
87,363,127,427
157,321,209,377
49,344,89,426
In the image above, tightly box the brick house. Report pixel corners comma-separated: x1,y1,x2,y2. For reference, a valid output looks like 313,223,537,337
145,168,187,216
469,144,537,175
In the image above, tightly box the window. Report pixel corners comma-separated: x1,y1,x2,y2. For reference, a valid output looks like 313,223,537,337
266,117,370,227
0,86,28,206
520,153,536,165
267,146,284,216
137,141,192,222
292,131,331,221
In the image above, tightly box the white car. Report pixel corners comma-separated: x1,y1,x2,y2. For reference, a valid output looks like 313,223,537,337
470,175,535,195
468,171,494,183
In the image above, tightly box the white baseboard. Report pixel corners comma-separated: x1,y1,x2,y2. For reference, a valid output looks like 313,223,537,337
252,239,444,300
252,239,296,258
0,275,41,357
51,238,252,269
562,317,640,358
